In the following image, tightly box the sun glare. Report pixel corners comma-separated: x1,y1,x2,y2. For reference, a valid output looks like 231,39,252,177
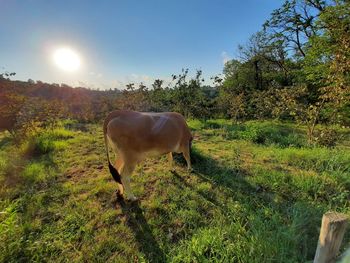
53,47,81,72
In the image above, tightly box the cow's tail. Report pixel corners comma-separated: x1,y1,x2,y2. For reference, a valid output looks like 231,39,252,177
103,117,122,184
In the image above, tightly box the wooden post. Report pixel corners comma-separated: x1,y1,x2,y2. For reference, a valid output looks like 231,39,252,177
314,212,349,263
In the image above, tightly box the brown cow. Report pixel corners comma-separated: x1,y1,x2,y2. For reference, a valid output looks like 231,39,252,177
103,110,193,201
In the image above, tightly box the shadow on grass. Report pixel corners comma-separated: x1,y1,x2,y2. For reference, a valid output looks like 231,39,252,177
174,148,258,202
1,143,58,194
0,136,12,150
118,198,166,263
172,148,328,261
171,151,265,225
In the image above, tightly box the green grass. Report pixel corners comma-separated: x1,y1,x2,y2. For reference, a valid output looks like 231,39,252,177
189,119,307,147
0,120,349,262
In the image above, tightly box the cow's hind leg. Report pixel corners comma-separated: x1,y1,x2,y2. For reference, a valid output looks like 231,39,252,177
115,157,124,196
120,162,137,201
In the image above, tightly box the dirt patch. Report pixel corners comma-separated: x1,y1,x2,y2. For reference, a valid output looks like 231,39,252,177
0,173,23,194
1,159,26,190
64,167,86,180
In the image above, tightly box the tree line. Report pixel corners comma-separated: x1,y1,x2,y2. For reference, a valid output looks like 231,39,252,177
0,0,349,145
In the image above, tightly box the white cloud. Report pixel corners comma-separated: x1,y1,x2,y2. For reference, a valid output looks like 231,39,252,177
89,71,103,78
141,75,150,82
130,73,138,79
111,79,125,89
221,51,231,65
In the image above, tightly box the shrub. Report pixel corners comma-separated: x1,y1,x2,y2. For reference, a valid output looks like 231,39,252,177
313,128,340,148
0,95,67,144
22,136,56,157
15,98,66,135
187,119,205,131
227,121,306,147
0,93,26,133
21,128,72,157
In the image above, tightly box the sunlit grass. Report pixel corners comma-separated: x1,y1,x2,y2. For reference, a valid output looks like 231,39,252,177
0,120,349,262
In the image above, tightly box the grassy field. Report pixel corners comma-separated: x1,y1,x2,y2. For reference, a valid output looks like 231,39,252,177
0,120,349,262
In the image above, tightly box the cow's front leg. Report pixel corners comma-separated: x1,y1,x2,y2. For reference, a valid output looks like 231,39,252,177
120,163,137,201
168,152,175,172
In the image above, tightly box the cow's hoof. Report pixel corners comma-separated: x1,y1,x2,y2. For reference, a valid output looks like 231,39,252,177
115,190,124,201
126,196,138,202
188,168,194,173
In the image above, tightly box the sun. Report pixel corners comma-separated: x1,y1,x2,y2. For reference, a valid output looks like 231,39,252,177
53,47,81,72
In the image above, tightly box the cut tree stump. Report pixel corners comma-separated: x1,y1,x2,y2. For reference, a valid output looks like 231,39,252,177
314,212,349,263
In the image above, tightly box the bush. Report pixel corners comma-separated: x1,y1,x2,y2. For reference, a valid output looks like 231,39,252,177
227,121,306,147
21,128,72,157
188,119,306,147
313,128,339,148
187,119,205,131
22,136,55,157
1,95,67,144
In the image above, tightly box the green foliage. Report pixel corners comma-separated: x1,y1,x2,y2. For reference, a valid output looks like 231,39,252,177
247,124,302,147
303,34,333,86
268,147,350,175
22,162,47,183
0,92,26,132
116,83,150,111
263,0,325,58
313,128,340,148
187,119,206,131
202,120,306,148
217,0,349,131
21,128,72,157
172,69,208,118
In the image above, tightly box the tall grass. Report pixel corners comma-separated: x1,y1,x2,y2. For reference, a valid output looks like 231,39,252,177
21,128,73,157
189,119,307,147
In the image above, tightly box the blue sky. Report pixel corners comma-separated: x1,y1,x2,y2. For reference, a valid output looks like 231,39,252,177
0,1,282,89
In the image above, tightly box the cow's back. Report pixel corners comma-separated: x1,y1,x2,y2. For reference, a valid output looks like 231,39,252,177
105,110,191,155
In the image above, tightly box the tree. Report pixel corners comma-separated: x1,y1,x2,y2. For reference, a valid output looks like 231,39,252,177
0,71,16,79
264,0,328,58
296,0,350,139
149,79,173,112
172,69,206,118
117,83,151,111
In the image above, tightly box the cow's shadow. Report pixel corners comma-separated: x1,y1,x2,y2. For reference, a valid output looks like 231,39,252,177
173,148,258,202
117,198,166,262
0,135,12,150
